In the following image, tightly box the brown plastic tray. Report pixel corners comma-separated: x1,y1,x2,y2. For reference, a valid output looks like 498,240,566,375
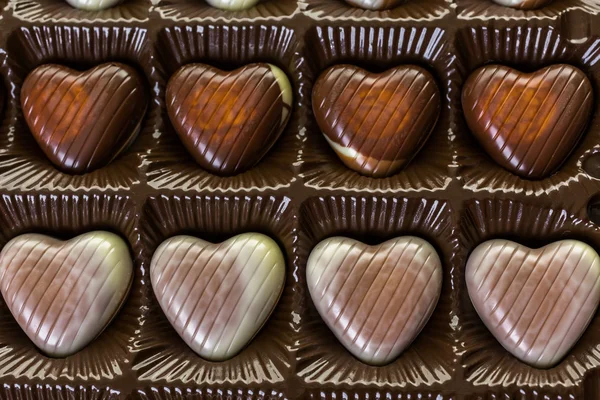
1,0,600,398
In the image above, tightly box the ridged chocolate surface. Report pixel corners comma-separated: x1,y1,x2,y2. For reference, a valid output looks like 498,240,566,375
306,236,442,365
312,65,440,178
462,64,593,180
491,0,552,10
166,63,293,176
0,232,133,358
466,239,600,368
21,63,147,175
342,0,404,10
150,233,286,361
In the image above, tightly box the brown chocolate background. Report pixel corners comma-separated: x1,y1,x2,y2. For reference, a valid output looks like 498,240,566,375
1,0,600,399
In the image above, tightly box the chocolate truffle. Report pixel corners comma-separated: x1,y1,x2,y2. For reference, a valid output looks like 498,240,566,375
0,232,133,357
65,0,122,11
312,65,440,178
150,233,286,361
21,63,147,175
466,239,600,368
166,63,293,176
342,0,403,10
491,0,552,9
462,64,593,180
307,236,442,365
205,0,259,10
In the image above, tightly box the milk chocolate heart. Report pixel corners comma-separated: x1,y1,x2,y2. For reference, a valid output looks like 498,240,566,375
466,239,600,368
150,233,286,361
205,0,259,10
307,236,442,365
166,63,293,176
342,0,403,10
462,64,593,179
491,0,552,9
0,232,133,357
313,65,441,178
21,63,148,174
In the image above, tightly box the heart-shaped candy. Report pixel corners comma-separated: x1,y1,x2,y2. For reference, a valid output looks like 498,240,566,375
491,0,552,9
21,63,147,175
313,65,441,178
205,0,260,10
462,64,593,179
307,236,443,365
150,233,286,361
166,63,293,176
342,0,404,10
65,0,123,11
466,239,600,368
0,232,133,357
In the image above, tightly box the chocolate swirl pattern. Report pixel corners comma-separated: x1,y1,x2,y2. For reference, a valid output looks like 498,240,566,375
150,233,286,361
491,0,552,9
0,232,134,358
342,0,403,10
306,236,443,366
312,65,441,178
21,63,148,175
462,64,593,180
466,239,600,368
166,63,293,176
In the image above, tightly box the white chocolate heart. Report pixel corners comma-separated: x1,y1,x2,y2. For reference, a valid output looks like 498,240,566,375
150,233,286,361
65,0,123,11
466,239,600,368
0,232,133,357
205,0,260,11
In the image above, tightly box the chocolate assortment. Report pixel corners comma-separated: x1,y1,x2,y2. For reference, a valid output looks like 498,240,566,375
2,0,600,399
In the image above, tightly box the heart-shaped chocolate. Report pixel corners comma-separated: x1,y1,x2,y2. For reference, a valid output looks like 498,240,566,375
21,63,148,175
205,0,260,10
306,236,442,365
65,0,123,11
491,0,552,9
150,233,286,361
0,232,133,357
313,65,441,178
343,0,403,10
166,63,293,176
462,64,593,179
466,239,600,368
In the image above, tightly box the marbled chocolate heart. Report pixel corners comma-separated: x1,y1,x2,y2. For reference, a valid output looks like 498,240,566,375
150,233,286,361
166,63,293,176
21,63,147,174
491,0,552,9
205,0,260,10
307,236,442,365
466,239,600,368
0,232,133,357
313,65,441,178
343,0,403,10
462,64,593,179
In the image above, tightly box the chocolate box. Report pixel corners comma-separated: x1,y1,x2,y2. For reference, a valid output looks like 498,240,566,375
1,0,600,398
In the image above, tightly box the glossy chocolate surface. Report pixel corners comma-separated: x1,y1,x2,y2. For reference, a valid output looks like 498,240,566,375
307,236,442,365
466,239,600,368
313,65,440,178
150,233,286,361
166,63,293,176
0,232,133,357
462,64,593,180
21,63,147,175
491,0,552,9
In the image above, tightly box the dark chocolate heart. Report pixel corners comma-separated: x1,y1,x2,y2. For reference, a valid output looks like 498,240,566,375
312,65,441,178
307,236,443,365
491,0,552,9
165,63,293,176
462,64,593,179
466,239,600,368
0,232,133,357
21,63,147,175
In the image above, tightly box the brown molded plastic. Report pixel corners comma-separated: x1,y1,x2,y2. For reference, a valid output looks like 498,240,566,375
0,0,600,399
